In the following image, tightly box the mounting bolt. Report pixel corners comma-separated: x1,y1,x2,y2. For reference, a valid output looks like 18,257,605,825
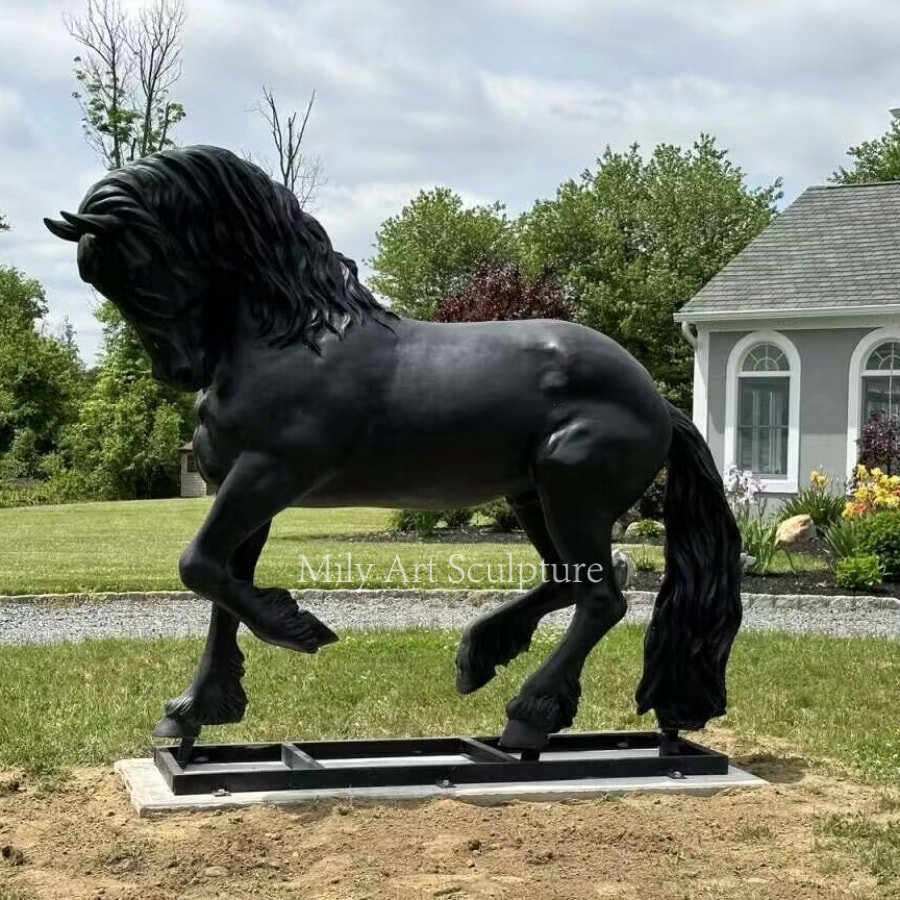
212,787,231,797
666,770,685,780
438,778,454,789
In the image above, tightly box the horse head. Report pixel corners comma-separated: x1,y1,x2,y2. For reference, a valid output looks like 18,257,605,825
45,186,214,392
46,146,394,389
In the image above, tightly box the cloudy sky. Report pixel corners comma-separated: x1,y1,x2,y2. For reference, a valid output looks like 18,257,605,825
2,0,900,362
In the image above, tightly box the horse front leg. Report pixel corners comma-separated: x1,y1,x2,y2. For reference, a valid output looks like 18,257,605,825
152,522,270,739
178,454,338,655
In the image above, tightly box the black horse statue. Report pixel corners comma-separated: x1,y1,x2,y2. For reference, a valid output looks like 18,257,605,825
45,146,742,751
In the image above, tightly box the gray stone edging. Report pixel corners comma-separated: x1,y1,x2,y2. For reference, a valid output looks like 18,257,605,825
1,587,898,611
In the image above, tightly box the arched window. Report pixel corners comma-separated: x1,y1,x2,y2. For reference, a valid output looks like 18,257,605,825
846,328,900,476
725,331,800,491
737,343,790,474
861,341,900,420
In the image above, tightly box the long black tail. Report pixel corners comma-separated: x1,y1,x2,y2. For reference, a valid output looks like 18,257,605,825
635,402,743,730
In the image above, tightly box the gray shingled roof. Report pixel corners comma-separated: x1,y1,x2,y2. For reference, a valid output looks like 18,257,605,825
676,182,900,320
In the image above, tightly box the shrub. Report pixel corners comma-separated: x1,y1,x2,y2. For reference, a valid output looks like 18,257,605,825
835,555,884,591
739,518,779,574
824,516,866,568
630,547,658,573
0,469,91,508
435,262,573,324
476,498,520,531
778,469,845,532
389,508,443,536
844,464,900,518
857,411,900,475
442,507,474,528
856,510,900,581
628,519,664,539
637,469,667,521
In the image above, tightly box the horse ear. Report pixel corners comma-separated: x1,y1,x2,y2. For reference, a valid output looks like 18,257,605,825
59,210,119,235
43,217,81,242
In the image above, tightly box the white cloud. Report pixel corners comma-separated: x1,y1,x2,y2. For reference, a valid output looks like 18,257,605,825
1,0,899,362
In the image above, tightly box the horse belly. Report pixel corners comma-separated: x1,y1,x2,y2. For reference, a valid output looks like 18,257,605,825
300,443,534,509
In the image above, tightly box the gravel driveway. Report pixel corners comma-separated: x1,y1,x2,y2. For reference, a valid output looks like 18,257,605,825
1,589,899,646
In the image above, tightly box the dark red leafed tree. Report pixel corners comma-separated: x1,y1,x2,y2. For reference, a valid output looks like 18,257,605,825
857,411,900,476
435,262,572,323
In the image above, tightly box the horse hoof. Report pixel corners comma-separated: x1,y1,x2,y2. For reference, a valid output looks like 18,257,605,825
455,635,496,695
298,609,340,648
152,716,200,739
455,617,538,695
249,590,339,653
499,717,550,752
455,662,495,695
269,609,339,653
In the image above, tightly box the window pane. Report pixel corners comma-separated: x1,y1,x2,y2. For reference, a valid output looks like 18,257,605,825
866,342,900,372
742,343,789,373
737,377,789,476
864,375,900,419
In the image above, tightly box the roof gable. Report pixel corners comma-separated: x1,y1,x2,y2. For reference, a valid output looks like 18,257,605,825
677,182,900,321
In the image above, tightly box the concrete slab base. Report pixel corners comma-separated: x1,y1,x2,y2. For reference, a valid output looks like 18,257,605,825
115,757,767,817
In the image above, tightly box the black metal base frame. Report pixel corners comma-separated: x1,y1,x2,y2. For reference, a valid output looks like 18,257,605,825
154,730,729,797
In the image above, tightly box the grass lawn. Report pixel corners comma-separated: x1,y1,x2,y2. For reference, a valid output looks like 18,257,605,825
0,499,823,594
0,625,897,786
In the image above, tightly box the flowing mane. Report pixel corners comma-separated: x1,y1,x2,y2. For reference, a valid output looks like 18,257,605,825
78,145,395,351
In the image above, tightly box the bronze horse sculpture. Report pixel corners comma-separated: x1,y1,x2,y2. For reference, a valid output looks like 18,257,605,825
45,146,742,751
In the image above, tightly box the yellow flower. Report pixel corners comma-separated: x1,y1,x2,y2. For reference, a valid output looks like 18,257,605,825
857,464,869,479
873,467,884,479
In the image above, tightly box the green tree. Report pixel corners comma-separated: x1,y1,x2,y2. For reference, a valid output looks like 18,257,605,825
62,307,193,499
831,115,900,184
0,267,85,478
62,0,193,499
520,135,781,408
0,266,46,332
369,187,516,320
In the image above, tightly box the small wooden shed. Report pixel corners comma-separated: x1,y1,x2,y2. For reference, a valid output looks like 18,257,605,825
179,442,215,497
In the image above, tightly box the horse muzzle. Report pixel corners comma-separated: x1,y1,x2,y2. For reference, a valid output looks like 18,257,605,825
152,354,211,392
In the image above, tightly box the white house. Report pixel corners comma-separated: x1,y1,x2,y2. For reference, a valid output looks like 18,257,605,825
676,181,900,497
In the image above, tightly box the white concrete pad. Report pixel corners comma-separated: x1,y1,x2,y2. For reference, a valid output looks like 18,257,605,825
115,757,767,818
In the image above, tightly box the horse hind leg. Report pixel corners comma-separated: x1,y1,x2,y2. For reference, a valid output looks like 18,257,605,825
456,490,575,694
501,424,663,750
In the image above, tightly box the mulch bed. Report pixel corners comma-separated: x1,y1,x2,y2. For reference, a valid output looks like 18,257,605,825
629,569,900,599
339,528,900,598
340,527,531,544
340,528,663,546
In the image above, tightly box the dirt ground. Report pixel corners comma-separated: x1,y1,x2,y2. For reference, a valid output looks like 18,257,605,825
0,732,892,900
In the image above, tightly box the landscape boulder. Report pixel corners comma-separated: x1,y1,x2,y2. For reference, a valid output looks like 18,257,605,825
775,514,816,547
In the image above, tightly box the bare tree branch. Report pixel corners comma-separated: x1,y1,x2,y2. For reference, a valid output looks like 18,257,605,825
253,86,325,209
66,0,133,167
130,0,186,158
